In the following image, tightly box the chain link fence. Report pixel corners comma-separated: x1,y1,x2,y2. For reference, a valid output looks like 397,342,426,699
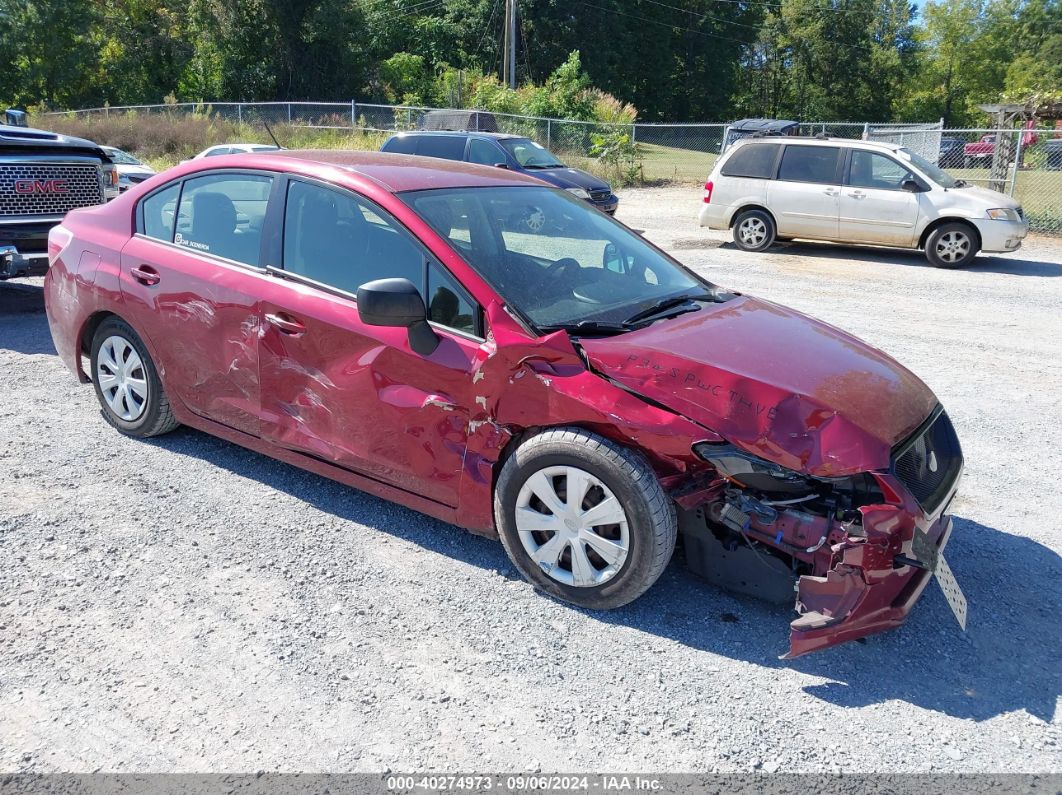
45,102,1062,234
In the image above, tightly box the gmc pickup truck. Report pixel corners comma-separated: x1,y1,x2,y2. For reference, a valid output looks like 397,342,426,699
1,111,119,280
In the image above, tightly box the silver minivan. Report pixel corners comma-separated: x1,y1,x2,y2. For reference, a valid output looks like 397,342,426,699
699,137,1029,268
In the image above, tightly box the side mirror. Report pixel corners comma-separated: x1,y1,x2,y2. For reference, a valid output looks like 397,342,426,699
602,243,623,272
356,278,439,356
901,179,924,193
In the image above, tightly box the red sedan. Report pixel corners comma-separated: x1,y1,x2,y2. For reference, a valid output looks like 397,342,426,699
43,150,966,657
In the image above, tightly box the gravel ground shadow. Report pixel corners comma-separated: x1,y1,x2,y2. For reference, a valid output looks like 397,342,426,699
148,427,1062,724
0,297,56,355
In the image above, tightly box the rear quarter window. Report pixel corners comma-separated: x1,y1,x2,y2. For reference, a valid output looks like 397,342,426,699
415,136,468,161
383,135,418,155
720,144,780,179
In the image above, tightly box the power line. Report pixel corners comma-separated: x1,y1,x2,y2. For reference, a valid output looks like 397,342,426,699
579,1,758,44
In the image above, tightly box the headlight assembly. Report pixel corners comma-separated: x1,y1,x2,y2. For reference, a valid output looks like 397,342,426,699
986,208,1019,221
565,188,591,199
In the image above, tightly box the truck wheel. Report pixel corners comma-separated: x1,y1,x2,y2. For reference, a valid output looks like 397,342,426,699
90,317,179,437
925,222,979,269
732,209,776,252
494,428,676,610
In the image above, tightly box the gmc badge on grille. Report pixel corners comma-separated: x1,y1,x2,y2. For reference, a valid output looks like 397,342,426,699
14,179,71,194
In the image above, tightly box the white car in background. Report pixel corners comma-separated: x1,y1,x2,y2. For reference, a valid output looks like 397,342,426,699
188,143,280,160
700,137,1029,268
100,146,156,191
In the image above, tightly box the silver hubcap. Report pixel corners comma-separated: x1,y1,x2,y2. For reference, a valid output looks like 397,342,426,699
96,335,148,421
936,230,970,263
515,466,630,587
739,217,767,247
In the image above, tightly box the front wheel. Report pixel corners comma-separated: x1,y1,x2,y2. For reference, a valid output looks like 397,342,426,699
494,428,676,610
732,209,776,252
925,222,979,269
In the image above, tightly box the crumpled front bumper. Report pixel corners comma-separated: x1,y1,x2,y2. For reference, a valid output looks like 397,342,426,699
787,505,954,658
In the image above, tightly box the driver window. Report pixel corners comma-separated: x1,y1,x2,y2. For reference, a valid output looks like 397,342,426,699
467,139,502,166
848,151,914,190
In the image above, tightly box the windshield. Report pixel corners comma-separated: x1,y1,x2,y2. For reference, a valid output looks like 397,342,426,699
402,186,707,331
499,138,564,169
897,147,957,188
103,147,141,165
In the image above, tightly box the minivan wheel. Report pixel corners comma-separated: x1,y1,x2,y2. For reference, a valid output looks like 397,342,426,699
732,209,776,252
925,222,979,269
90,317,179,437
494,428,676,610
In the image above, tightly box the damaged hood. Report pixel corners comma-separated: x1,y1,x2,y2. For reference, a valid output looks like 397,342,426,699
581,296,937,477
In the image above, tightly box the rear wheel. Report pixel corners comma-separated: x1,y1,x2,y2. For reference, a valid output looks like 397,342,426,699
732,209,776,252
925,222,979,269
90,317,179,437
494,428,676,610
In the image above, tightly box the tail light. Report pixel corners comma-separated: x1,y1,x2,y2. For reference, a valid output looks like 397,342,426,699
703,180,713,203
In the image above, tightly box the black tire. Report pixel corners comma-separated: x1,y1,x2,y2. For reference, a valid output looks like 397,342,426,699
732,209,776,252
494,427,676,610
924,222,979,269
90,316,179,437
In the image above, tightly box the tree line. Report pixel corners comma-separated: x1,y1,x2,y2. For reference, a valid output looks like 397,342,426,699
0,0,1058,126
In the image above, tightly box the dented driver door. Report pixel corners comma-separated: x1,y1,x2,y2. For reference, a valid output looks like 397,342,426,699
257,178,484,507
257,279,483,507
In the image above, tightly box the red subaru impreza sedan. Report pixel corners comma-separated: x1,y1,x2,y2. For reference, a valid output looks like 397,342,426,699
44,150,966,657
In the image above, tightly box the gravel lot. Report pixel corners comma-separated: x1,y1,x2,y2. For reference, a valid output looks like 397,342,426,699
2,185,1061,774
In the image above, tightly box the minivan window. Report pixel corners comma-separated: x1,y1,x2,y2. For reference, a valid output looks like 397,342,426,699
174,174,272,266
898,148,957,189
778,146,841,184
467,138,502,166
384,135,418,155
721,144,780,179
848,150,914,190
499,138,564,168
416,136,467,161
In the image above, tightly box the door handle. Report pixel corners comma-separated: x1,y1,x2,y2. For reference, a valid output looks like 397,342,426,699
264,312,306,336
130,265,161,286
849,190,867,199
824,188,839,196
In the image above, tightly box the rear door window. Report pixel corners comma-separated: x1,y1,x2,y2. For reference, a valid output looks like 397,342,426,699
720,144,780,178
173,173,273,266
415,136,467,161
778,146,842,184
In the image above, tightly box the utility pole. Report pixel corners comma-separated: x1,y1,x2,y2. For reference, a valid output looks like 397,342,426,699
502,0,517,89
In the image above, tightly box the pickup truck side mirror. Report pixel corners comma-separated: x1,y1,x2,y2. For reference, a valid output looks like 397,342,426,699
356,278,439,356
4,108,28,127
901,179,924,193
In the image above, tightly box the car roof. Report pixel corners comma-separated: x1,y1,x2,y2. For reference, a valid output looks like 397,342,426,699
731,136,904,153
388,131,526,141
265,149,546,192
